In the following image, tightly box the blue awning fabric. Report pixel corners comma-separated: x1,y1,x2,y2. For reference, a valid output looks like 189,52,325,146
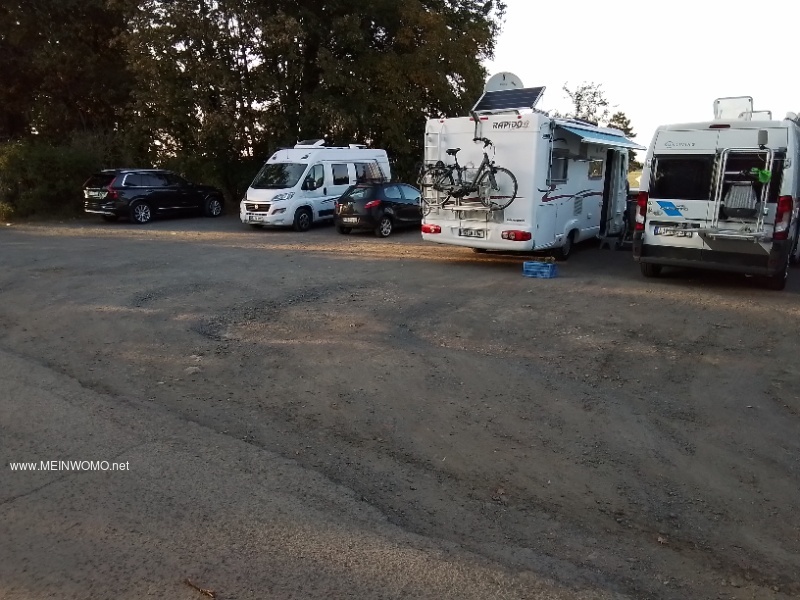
558,125,646,150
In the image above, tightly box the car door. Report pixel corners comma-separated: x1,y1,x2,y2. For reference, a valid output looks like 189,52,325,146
140,173,171,211
398,184,422,223
302,164,326,219
164,172,199,210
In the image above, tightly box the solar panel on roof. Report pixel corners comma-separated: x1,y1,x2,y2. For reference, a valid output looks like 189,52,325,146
472,86,545,114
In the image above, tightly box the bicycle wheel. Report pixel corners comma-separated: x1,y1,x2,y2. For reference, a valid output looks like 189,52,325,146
420,166,454,211
477,167,518,210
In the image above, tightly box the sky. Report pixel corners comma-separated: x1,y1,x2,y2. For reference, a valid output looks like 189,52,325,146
484,0,800,150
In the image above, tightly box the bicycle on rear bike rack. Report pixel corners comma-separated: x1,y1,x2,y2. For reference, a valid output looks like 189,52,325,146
418,137,518,215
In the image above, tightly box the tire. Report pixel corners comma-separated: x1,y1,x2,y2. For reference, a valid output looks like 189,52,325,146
764,258,789,291
472,248,487,254
102,215,118,223
375,215,393,238
640,262,663,278
336,225,352,234
789,228,800,266
420,166,454,209
553,231,575,261
249,224,263,229
477,167,518,210
292,207,312,232
204,196,224,217
130,201,152,224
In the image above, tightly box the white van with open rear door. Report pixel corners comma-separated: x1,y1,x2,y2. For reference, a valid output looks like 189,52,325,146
633,97,800,290
241,140,390,232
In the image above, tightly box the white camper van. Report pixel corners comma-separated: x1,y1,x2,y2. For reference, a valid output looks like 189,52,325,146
240,140,390,231
633,97,800,290
420,80,642,258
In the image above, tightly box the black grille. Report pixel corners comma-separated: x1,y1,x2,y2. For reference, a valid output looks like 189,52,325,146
245,202,270,213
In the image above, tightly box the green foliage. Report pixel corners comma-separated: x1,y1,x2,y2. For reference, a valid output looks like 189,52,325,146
2,0,507,213
0,201,14,221
0,133,136,218
607,111,641,169
562,82,612,124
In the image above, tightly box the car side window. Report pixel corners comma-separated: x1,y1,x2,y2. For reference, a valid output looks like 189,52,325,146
331,164,349,185
123,174,142,187
163,173,185,187
307,164,324,189
399,185,420,203
383,185,402,200
140,174,163,188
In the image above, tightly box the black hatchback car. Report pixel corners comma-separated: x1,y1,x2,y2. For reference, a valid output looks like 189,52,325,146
334,182,422,237
83,169,225,224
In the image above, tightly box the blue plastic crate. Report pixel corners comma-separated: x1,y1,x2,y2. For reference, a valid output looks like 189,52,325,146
522,261,558,279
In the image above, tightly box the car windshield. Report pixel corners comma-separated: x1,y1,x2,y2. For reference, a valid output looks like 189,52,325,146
84,174,116,188
250,163,307,189
341,186,375,201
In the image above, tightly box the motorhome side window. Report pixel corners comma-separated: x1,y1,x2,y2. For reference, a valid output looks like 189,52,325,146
550,156,568,182
588,159,604,179
650,156,714,200
355,163,369,183
332,163,349,185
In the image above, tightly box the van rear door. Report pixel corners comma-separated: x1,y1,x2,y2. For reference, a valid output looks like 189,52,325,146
646,130,719,252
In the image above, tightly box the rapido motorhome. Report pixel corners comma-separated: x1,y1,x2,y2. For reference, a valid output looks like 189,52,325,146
633,97,800,290
241,140,390,231
420,76,643,258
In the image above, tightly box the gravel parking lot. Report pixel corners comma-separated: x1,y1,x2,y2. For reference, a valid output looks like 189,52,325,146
2,214,799,600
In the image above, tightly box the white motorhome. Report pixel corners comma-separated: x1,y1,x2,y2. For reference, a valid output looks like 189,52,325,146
240,140,390,231
420,80,642,258
633,97,800,290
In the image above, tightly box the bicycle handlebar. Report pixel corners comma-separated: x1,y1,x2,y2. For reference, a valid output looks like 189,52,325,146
473,137,493,148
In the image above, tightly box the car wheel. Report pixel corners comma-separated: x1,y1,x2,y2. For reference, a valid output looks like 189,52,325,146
765,258,789,291
204,196,224,217
337,226,352,234
553,231,575,261
102,215,118,223
249,224,263,229
375,215,393,238
640,262,663,277
789,227,800,266
130,201,152,224
472,248,487,254
293,207,312,232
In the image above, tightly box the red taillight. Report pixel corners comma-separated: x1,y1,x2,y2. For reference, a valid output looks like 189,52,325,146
106,178,118,200
774,195,794,241
501,230,531,241
635,191,648,231
421,223,441,234
364,200,381,209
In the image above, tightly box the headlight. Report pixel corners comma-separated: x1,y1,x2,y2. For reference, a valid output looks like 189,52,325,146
273,192,295,202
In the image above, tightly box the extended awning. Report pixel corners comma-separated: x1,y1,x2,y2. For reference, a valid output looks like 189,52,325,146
558,125,646,150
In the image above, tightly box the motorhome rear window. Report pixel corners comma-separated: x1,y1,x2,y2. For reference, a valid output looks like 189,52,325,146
650,156,714,200
251,163,306,189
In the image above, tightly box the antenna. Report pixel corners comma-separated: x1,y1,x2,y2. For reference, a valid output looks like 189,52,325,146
484,72,525,93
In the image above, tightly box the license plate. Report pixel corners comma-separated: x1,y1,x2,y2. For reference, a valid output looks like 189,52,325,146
654,226,693,238
249,215,265,222
88,191,105,199
342,217,358,223
459,228,485,238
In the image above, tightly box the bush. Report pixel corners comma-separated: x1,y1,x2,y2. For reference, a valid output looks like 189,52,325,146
0,201,14,221
0,133,136,219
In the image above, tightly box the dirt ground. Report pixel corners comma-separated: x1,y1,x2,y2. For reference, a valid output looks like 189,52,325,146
1,213,799,600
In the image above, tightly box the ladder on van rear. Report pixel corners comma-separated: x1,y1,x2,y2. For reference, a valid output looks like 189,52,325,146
704,148,774,241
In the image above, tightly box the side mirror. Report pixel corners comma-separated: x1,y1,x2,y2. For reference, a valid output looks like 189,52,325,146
758,129,769,148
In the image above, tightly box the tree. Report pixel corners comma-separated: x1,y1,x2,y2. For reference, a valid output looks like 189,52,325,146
562,81,611,124
607,111,641,169
0,0,132,141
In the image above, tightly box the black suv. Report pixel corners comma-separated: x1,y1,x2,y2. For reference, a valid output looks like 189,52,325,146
83,169,224,224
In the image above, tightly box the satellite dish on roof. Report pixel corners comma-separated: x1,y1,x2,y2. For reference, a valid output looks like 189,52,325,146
484,72,524,93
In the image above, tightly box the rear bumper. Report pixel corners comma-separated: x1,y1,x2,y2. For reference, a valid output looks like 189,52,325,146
84,200,128,216
633,234,789,276
335,215,379,230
